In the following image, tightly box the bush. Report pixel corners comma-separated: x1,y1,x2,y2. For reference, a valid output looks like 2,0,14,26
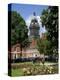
11,57,39,63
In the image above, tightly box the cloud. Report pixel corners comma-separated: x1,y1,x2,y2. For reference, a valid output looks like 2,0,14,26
26,15,33,27
25,15,46,36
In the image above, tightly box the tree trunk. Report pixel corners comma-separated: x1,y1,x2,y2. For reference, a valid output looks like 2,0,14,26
42,53,45,65
20,45,22,57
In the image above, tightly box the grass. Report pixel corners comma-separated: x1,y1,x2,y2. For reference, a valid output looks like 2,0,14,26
12,68,24,76
12,62,33,65
11,61,58,76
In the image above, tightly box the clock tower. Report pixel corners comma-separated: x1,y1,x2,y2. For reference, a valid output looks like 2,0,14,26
29,12,40,48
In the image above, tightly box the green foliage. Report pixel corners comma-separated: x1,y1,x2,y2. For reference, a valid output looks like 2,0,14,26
10,11,28,46
9,11,29,56
41,6,58,55
37,38,51,55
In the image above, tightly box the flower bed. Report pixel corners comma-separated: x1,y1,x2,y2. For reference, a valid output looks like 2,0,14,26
11,62,58,76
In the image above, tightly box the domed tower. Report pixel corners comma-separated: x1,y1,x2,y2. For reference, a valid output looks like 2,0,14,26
29,12,40,38
29,12,40,48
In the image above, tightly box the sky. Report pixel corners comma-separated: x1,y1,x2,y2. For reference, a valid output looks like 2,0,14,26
9,3,48,36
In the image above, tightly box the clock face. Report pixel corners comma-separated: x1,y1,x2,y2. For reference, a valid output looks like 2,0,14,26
31,21,38,27
35,22,37,25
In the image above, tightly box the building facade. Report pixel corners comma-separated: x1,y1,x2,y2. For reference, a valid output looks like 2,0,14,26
9,13,41,59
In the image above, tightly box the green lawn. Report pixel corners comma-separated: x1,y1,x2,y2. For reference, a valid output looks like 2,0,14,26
12,68,24,76
11,62,58,76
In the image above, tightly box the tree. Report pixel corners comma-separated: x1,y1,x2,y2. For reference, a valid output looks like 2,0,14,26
37,38,51,54
37,37,51,64
8,11,29,57
41,6,58,55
